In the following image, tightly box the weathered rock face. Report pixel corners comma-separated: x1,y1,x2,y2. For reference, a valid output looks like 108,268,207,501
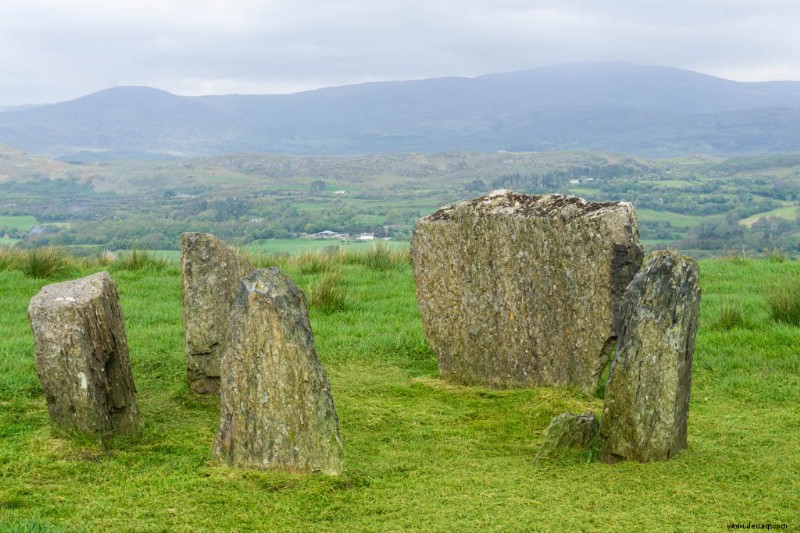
182,232,253,394
28,272,140,440
535,411,597,463
599,251,701,463
212,268,345,474
411,190,643,393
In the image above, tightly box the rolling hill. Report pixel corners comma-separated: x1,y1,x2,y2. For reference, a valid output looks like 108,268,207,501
1,62,800,159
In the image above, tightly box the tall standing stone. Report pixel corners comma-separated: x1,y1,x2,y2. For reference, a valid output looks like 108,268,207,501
182,232,253,394
411,190,643,394
599,251,701,463
28,272,140,440
212,268,344,474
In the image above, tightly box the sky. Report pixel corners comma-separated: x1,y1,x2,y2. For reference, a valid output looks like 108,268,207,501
2,0,800,106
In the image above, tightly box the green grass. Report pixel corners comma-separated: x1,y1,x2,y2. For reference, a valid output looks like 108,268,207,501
566,187,597,197
0,215,38,232
141,240,410,263
740,205,800,227
648,179,696,188
636,208,726,228
765,279,800,326
0,253,798,530
0,246,26,271
21,247,73,280
247,239,407,256
307,269,349,313
112,249,172,272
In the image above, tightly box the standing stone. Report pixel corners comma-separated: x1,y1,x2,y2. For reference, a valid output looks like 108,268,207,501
599,251,701,463
212,268,344,474
28,272,140,440
535,411,597,463
411,190,643,394
182,232,253,394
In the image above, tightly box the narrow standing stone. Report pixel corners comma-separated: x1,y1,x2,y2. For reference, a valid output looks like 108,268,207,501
28,272,140,440
411,190,643,394
599,251,701,463
182,232,253,394
213,268,344,474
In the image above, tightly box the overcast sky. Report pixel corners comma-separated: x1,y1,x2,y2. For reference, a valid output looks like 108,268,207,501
2,0,799,106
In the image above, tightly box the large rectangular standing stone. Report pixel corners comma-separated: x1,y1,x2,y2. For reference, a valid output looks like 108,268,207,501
213,268,345,474
182,232,253,394
411,190,643,394
28,272,140,440
599,251,701,463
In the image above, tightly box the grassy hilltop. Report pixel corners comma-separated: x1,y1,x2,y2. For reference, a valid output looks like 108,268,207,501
0,247,798,531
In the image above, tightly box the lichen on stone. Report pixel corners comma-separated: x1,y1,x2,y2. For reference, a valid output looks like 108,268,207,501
411,190,643,394
599,251,701,463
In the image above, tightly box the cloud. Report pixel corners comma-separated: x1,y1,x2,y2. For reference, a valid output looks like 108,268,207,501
1,0,799,105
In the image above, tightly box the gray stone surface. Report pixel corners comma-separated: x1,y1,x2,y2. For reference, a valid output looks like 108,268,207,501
599,251,701,463
182,232,253,394
212,268,345,474
410,190,643,394
535,411,597,463
28,272,140,440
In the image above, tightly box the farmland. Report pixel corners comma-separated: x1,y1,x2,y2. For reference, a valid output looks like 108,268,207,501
1,145,800,255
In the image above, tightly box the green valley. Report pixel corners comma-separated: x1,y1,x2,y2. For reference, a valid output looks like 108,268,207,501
2,146,800,256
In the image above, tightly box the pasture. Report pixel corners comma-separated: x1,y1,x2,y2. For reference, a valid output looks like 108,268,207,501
0,249,797,531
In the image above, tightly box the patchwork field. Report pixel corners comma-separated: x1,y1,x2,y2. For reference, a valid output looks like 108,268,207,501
740,205,800,227
0,216,38,233
3,146,800,254
0,249,798,531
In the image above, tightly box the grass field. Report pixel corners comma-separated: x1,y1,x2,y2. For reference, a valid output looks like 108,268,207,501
247,238,407,255
740,205,800,227
134,239,410,262
635,208,727,228
0,216,38,232
0,250,798,531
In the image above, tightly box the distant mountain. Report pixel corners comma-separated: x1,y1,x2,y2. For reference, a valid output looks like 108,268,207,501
0,104,45,113
2,62,800,159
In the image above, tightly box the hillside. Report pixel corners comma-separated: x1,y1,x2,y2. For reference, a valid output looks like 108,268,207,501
2,63,800,159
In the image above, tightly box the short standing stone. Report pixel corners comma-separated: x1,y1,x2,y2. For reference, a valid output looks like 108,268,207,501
28,272,140,440
411,190,643,394
535,411,597,463
182,232,253,394
599,251,701,463
213,268,344,474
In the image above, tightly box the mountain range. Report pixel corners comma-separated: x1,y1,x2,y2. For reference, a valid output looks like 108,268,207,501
2,62,800,160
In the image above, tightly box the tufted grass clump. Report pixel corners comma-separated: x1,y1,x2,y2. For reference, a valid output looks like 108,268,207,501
307,269,348,313
96,249,117,266
723,248,750,265
715,302,747,330
347,243,409,271
113,249,171,272
0,245,26,271
296,250,338,275
765,248,788,263
250,252,289,272
22,246,71,279
766,281,800,326
363,243,394,271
